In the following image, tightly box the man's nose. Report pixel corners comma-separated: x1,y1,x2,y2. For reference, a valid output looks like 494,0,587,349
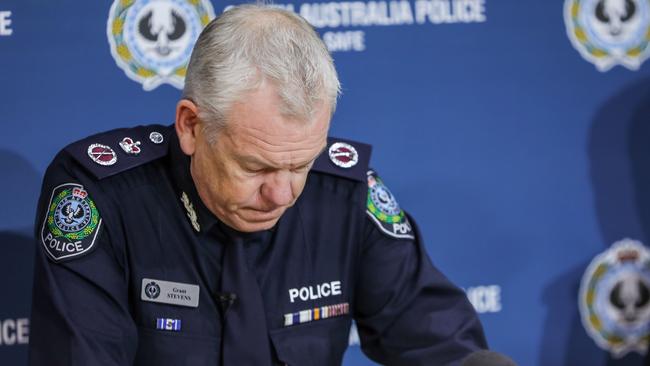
261,171,294,207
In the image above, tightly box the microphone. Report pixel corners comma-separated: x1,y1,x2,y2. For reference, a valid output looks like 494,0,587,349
216,292,237,314
216,292,237,365
461,350,517,366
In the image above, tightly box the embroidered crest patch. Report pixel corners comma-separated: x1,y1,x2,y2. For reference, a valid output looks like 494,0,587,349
40,183,102,261
366,170,414,239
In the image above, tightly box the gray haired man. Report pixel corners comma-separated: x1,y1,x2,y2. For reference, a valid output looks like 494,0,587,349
29,5,487,365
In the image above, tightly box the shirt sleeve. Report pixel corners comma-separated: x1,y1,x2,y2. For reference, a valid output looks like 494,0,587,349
355,172,488,365
28,151,137,366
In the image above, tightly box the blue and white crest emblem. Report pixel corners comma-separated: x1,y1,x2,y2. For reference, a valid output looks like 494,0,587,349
41,183,102,262
369,179,401,218
565,0,650,71
579,238,650,356
107,0,215,90
366,170,414,240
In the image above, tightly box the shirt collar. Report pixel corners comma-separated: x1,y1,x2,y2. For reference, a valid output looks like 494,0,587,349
169,130,278,240
169,132,219,234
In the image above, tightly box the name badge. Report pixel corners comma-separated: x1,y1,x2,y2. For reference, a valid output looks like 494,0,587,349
141,278,200,308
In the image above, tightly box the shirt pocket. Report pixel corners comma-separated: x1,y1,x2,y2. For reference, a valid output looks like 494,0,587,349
270,317,351,366
134,326,220,365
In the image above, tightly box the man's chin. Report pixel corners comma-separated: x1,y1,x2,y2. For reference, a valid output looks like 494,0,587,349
227,211,284,232
229,218,279,233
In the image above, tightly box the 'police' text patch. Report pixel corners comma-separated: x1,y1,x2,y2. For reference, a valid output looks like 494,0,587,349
40,183,102,261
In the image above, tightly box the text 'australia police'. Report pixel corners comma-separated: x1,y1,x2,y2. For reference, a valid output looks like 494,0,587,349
262,0,486,28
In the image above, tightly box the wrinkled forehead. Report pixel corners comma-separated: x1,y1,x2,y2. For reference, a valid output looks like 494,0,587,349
223,112,330,152
217,97,331,166
224,85,331,140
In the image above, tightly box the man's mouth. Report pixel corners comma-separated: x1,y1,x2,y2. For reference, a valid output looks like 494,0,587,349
240,207,286,222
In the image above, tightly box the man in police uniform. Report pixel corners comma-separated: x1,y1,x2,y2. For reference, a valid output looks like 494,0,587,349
29,5,487,365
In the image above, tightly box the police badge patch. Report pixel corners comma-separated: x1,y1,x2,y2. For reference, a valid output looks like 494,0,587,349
564,0,650,71
579,238,650,356
40,183,102,261
107,0,215,90
366,170,414,240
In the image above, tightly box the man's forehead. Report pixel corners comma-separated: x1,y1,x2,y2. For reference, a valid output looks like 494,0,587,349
225,103,331,136
224,82,331,132
228,135,328,168
222,106,331,150
225,124,329,152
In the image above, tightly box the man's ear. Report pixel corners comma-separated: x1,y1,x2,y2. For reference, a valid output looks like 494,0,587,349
175,99,200,156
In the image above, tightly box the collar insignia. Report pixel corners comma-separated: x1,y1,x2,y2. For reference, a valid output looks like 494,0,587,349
180,192,200,232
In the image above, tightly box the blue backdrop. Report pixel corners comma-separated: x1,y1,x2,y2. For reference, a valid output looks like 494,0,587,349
2,0,650,365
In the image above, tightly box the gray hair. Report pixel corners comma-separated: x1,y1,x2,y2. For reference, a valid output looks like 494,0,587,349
182,4,341,142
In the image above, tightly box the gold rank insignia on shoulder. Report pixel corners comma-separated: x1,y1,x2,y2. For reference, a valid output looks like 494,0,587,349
283,302,349,327
180,192,200,232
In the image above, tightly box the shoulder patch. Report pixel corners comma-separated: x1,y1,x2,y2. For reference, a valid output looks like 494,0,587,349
64,124,172,180
40,183,102,261
311,137,372,182
366,170,414,240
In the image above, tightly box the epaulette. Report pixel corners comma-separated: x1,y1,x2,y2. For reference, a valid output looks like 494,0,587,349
311,137,372,182
64,124,172,180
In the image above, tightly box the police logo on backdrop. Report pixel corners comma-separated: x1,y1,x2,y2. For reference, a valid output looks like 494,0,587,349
579,238,650,356
366,170,414,240
107,0,215,90
564,0,650,71
40,183,102,261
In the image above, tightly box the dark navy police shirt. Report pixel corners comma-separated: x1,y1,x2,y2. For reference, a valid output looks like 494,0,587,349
29,125,487,366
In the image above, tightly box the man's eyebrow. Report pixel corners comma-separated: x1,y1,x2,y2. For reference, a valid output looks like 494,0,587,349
235,154,269,167
301,144,328,168
235,144,328,169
